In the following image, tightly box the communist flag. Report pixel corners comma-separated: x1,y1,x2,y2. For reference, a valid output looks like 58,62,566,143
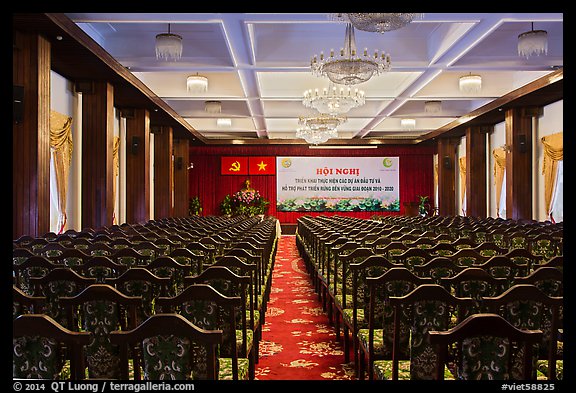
221,156,248,175
249,156,276,175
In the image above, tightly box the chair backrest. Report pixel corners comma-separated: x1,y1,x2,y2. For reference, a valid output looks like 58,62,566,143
13,314,91,379
476,255,526,281
30,267,97,328
50,247,91,268
80,255,128,283
387,284,475,380
59,284,141,379
169,247,204,275
366,267,434,359
483,284,563,380
147,255,191,296
106,267,171,323
13,255,60,294
109,313,222,380
156,283,243,380
412,256,465,283
428,313,543,380
13,285,46,319
110,247,148,267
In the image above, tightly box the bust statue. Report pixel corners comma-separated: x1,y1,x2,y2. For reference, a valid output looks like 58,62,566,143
242,179,255,192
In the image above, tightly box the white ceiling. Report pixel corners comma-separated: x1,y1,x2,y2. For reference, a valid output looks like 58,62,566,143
65,13,563,143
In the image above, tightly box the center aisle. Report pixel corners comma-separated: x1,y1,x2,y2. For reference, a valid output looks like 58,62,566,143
255,235,356,380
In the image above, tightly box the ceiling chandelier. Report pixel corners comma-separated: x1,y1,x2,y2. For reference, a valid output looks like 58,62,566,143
330,13,423,33
518,22,548,58
311,23,391,85
459,73,482,94
296,114,346,144
155,24,182,61
187,73,208,93
303,82,365,115
296,127,338,145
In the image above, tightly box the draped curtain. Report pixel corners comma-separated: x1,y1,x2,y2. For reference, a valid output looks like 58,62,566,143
459,156,466,214
112,136,120,224
49,110,73,234
493,147,507,218
541,132,563,220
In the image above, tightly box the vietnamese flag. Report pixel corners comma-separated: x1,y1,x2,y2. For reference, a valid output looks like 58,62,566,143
249,156,276,175
221,156,248,175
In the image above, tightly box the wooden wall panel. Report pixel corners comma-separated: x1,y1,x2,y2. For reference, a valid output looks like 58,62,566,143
153,126,173,220
465,126,490,217
505,107,537,220
125,108,150,223
12,31,51,238
173,138,190,217
81,81,115,230
436,138,458,216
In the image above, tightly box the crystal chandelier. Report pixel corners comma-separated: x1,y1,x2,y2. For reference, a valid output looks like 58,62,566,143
331,13,423,33
303,82,365,115
459,74,482,94
518,22,548,58
311,23,391,85
296,114,346,144
155,24,182,61
187,73,208,93
296,127,338,145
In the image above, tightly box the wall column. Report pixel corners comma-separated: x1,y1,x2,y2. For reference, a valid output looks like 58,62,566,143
13,31,51,238
173,138,190,217
153,126,173,220
505,107,541,220
465,125,491,218
125,108,151,223
436,137,458,216
80,81,115,230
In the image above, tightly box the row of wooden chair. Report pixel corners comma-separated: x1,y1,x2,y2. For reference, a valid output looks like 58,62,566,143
13,215,281,380
295,215,563,380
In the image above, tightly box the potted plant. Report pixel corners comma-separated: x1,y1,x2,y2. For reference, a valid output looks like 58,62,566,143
220,194,233,216
417,195,429,216
188,196,202,216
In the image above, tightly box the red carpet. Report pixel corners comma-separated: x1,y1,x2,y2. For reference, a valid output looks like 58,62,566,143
255,235,355,380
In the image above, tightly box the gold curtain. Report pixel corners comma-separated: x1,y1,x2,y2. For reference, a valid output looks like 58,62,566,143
112,136,120,224
50,110,73,233
493,147,507,217
541,132,563,218
459,157,466,206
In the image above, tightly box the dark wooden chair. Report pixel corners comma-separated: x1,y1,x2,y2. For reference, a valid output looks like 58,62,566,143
184,265,256,379
59,284,141,379
504,248,541,274
49,247,91,268
483,284,563,380
13,285,46,319
106,267,171,325
429,313,543,380
168,247,204,276
78,255,129,283
13,255,60,294
147,255,192,296
440,267,508,319
476,255,527,282
30,267,97,328
156,284,249,380
110,247,148,267
358,267,433,380
412,256,465,284
376,284,475,380
13,314,91,380
109,313,222,380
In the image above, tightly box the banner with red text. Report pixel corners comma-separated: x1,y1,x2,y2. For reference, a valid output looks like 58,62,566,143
276,156,400,212
221,156,248,175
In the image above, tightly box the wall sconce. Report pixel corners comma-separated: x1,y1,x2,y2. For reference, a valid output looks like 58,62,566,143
443,155,452,169
131,136,140,155
187,162,194,170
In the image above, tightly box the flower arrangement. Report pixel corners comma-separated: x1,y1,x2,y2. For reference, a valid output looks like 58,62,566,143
220,181,270,217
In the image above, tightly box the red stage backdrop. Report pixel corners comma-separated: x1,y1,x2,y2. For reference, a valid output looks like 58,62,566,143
189,145,434,224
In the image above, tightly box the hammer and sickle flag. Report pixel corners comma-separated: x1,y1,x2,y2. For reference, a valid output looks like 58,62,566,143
249,156,276,175
221,156,248,175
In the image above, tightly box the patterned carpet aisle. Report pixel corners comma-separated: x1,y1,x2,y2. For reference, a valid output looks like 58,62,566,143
255,235,356,380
